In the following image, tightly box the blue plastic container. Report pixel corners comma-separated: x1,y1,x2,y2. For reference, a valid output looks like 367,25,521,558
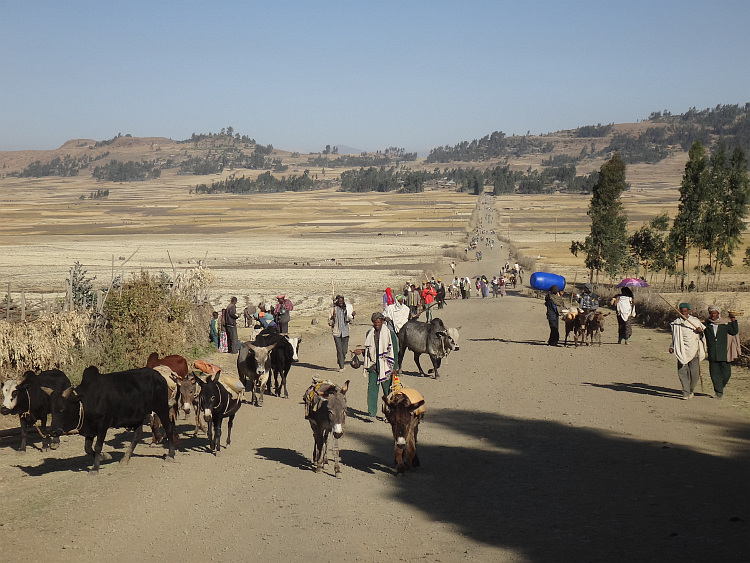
529,272,566,292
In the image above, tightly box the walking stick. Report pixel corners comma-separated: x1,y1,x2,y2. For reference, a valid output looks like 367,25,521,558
569,272,578,308
658,294,704,392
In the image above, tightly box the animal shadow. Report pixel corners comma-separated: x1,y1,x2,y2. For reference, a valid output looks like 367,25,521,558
255,447,313,471
14,454,98,476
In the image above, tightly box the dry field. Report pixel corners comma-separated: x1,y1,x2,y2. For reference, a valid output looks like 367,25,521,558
0,172,477,326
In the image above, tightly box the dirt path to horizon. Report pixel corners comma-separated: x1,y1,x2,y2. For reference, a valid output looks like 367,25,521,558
1,243,748,563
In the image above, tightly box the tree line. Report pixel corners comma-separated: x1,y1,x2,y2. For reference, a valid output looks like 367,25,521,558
427,103,750,166
571,142,750,289
193,171,316,194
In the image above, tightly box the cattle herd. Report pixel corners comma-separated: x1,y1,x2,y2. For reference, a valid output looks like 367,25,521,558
1,318,461,476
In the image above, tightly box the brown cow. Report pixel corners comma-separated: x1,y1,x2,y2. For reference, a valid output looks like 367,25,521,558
382,387,425,474
146,353,189,443
146,353,188,379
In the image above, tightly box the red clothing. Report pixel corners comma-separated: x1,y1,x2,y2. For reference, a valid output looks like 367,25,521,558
421,286,436,305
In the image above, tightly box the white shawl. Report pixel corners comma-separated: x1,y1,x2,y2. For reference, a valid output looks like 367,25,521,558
363,326,395,383
616,296,635,321
384,302,410,333
670,315,706,364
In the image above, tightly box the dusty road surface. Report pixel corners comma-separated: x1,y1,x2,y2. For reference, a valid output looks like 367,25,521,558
1,246,749,563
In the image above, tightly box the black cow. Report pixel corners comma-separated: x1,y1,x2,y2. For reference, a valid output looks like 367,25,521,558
263,329,295,399
397,318,461,378
238,327,294,404
51,366,175,473
1,369,71,452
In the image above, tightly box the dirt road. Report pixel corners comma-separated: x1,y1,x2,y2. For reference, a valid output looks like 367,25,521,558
1,244,748,563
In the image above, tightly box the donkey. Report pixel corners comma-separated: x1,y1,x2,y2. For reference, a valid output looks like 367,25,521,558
194,372,242,455
584,310,610,347
382,388,425,474
303,379,349,476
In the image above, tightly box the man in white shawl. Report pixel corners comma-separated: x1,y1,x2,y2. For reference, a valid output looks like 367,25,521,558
384,294,410,334
363,312,399,419
668,302,705,400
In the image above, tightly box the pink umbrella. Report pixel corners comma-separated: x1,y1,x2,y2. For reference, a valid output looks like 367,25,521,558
617,278,649,288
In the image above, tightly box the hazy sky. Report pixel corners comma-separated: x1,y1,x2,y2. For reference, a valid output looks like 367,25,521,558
2,1,749,154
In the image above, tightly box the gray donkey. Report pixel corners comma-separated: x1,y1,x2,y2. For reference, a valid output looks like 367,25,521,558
303,378,349,476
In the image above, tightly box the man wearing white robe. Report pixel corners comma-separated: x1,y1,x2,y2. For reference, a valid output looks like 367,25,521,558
668,303,705,400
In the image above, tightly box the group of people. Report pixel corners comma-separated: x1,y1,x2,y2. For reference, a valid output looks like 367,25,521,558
210,294,294,353
397,280,445,322
669,303,740,400
543,282,741,400
329,294,402,420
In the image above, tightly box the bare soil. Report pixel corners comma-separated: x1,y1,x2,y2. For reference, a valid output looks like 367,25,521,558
1,242,748,562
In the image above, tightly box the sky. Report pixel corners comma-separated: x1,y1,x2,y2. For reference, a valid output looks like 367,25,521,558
1,0,749,155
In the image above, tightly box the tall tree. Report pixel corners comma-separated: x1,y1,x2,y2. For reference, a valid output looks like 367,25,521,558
570,154,629,282
668,140,709,290
713,145,750,285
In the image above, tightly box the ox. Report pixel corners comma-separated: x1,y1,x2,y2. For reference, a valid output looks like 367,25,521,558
51,366,175,474
584,310,610,347
382,386,425,474
1,369,71,452
237,338,276,406
194,371,242,455
397,318,460,378
303,378,349,476
285,335,302,362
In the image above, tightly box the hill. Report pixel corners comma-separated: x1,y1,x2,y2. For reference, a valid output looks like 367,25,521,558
1,104,747,194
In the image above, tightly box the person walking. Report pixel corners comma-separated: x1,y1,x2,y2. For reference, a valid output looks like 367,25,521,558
545,285,565,346
491,276,500,298
436,279,446,309
421,282,436,322
218,308,228,352
668,303,705,400
225,297,240,353
363,312,399,419
210,311,219,348
273,294,293,334
330,294,354,372
702,305,739,399
580,283,599,314
615,287,636,344
384,294,410,334
408,284,421,317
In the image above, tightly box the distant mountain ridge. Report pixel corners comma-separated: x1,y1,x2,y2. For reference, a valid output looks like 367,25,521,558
1,103,748,177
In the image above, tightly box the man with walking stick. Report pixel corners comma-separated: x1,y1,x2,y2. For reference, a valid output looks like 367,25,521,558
668,302,705,400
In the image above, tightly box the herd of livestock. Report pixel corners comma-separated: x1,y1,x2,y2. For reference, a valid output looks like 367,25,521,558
0,316,461,476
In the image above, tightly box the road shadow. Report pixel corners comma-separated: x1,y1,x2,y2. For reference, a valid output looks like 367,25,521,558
354,407,750,562
470,338,551,347
583,381,686,399
293,361,338,372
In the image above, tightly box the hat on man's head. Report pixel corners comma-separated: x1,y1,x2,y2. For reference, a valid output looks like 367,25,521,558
371,312,385,322
277,294,285,300
584,283,593,291
708,305,721,313
396,294,405,301
679,302,691,310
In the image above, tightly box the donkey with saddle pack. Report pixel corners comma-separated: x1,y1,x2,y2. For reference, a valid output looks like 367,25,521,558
303,377,349,476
